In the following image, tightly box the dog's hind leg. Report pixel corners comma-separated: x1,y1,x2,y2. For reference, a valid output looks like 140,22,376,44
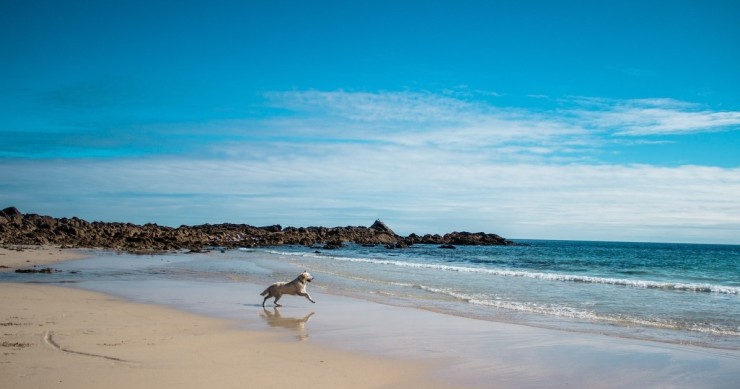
262,293,271,307
273,295,282,307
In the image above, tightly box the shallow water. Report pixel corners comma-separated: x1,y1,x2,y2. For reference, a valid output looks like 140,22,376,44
3,240,740,350
259,240,740,350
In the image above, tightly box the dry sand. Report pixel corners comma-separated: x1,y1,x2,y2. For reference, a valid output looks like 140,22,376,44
0,247,460,389
0,245,87,271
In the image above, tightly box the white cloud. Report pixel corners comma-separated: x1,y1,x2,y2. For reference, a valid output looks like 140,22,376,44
3,90,740,243
570,97,740,135
268,91,740,146
3,146,740,243
264,90,594,160
265,90,478,124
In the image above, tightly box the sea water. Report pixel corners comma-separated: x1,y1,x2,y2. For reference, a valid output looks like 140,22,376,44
3,240,739,350
257,240,740,349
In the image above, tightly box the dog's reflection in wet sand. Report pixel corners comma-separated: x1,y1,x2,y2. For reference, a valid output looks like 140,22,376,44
260,308,315,340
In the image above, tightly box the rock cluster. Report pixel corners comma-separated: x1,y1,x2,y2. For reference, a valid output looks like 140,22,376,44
0,207,514,252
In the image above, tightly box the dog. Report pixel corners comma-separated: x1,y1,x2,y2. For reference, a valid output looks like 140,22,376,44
260,271,316,307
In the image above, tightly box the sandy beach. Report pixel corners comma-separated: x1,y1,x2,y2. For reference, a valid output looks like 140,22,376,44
0,247,459,389
1,283,463,389
2,247,739,389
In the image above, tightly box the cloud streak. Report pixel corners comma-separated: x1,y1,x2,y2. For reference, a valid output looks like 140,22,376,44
3,155,739,243
571,98,740,136
3,90,740,243
266,91,740,144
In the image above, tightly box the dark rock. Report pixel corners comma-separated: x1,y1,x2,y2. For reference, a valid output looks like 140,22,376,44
259,224,282,233
439,244,456,249
1,206,21,218
15,267,61,274
439,231,514,246
0,207,22,224
322,241,343,250
386,241,410,249
370,219,395,235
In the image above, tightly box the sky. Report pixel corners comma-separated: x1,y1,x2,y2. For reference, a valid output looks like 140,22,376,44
1,0,739,244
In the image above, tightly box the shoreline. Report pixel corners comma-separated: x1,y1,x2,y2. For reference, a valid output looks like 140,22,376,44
1,246,459,388
0,283,458,389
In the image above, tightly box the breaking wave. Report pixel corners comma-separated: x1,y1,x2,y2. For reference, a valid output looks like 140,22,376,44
260,249,740,295
412,284,740,337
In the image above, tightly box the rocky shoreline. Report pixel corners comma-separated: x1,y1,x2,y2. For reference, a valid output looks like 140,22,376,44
0,206,514,252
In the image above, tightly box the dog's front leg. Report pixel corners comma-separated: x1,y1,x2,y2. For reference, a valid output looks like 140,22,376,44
299,292,316,304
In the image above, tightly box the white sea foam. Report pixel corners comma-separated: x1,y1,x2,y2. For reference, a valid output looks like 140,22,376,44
243,247,740,348
260,249,740,295
413,284,740,336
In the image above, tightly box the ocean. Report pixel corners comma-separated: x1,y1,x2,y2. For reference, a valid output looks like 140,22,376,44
3,239,739,350
256,240,740,349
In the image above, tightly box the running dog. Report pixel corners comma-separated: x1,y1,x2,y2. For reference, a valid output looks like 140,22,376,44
260,271,316,307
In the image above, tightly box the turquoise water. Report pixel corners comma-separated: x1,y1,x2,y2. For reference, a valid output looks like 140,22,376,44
259,240,740,349
3,240,739,350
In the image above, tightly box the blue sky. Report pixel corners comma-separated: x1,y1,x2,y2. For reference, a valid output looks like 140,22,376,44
2,0,739,243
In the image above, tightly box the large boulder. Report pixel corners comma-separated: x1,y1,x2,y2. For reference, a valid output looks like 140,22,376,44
369,219,395,235
0,206,22,223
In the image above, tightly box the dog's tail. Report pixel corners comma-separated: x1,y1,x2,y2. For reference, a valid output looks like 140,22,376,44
259,288,269,296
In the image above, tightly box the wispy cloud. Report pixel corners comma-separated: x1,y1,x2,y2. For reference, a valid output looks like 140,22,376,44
3,154,739,243
3,89,740,243
569,97,740,135
267,91,740,144
8,90,738,160
263,90,594,161
265,90,479,124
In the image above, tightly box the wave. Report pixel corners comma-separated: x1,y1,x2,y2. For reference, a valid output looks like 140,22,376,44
413,285,740,337
253,249,740,338
257,249,740,295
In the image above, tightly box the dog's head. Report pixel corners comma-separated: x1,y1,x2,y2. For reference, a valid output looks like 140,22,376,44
300,271,313,283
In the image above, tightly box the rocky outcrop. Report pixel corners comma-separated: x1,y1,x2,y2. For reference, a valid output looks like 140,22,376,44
402,231,511,246
0,207,515,252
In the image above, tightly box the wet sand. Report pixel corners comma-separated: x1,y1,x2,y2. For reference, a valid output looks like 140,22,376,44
150,280,740,389
0,283,459,389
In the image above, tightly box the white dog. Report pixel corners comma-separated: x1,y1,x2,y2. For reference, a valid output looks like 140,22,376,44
260,271,316,307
